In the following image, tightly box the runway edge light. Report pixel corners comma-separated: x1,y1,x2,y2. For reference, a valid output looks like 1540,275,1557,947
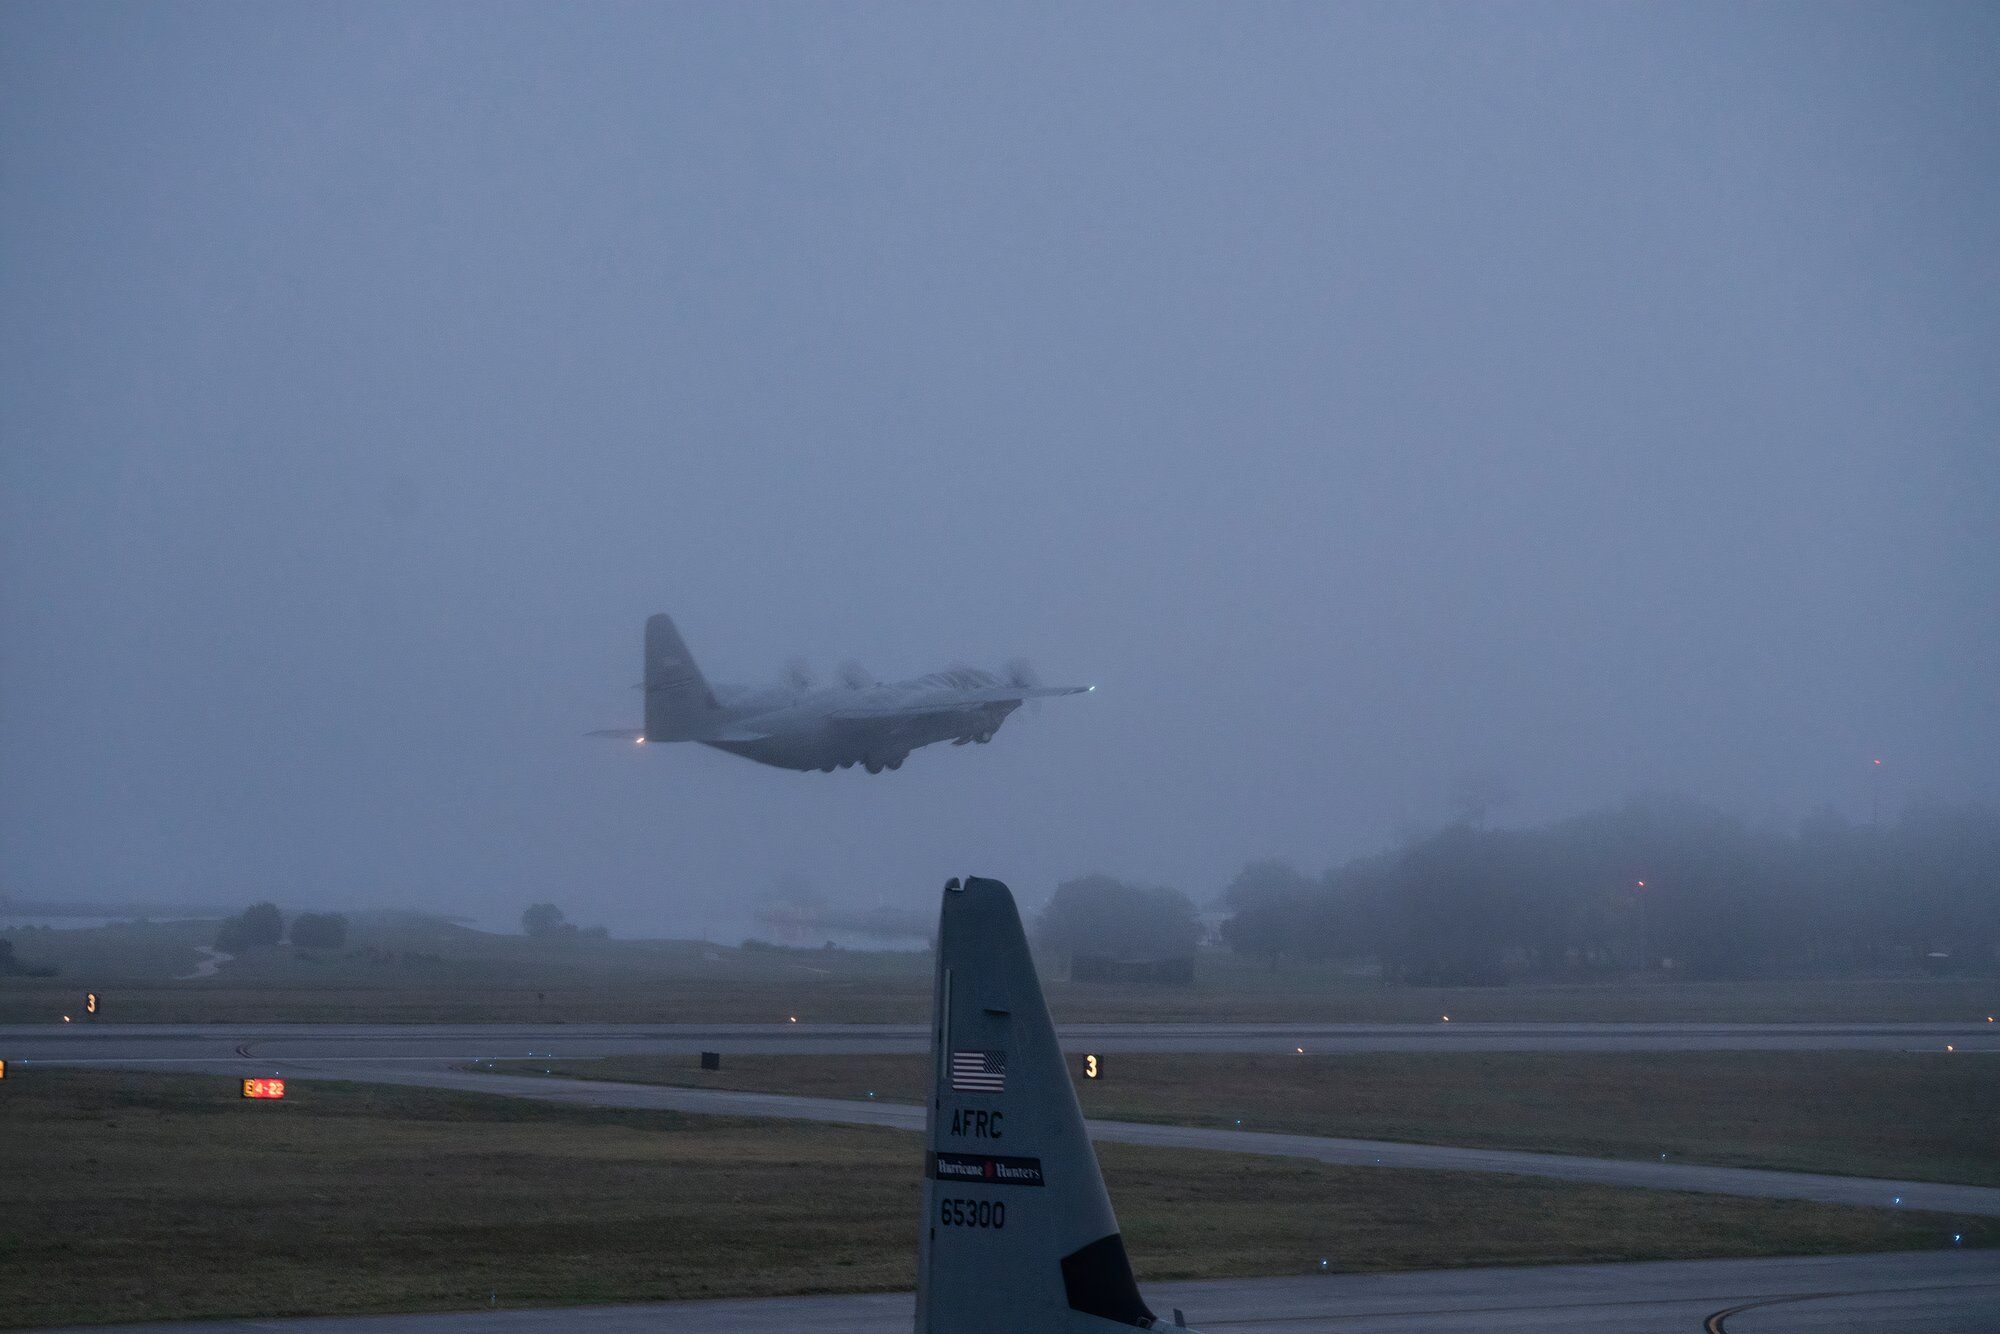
241,1078,286,1100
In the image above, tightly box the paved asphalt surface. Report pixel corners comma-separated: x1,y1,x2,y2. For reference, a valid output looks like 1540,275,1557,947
28,1251,1999,1332
7,1019,1996,1065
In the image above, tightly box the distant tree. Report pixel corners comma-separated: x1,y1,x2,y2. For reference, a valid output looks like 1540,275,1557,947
288,911,349,951
1035,874,1200,965
521,903,572,938
1220,858,1314,912
1206,795,2000,989
1218,859,1317,969
1371,826,1518,985
0,938,57,976
216,902,284,952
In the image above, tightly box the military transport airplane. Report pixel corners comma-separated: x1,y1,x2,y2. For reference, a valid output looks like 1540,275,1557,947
918,875,1201,1331
595,613,1092,774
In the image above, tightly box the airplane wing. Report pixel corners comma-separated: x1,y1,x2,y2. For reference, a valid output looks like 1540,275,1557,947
829,684,1091,720
586,727,772,742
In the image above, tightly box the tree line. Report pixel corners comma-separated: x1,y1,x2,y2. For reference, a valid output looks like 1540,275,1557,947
214,902,348,952
1038,796,2000,985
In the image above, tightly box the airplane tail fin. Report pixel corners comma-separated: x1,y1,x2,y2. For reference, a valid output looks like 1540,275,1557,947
643,613,720,742
915,876,1160,1333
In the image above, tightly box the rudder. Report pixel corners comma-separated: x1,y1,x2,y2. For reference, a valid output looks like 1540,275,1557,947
914,876,1156,1333
643,613,719,741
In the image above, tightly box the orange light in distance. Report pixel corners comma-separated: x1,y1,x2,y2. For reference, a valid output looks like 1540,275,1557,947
242,1078,286,1100
0,1058,7,1080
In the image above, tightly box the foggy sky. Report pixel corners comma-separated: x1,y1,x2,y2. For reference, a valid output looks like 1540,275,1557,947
4,2,1995,934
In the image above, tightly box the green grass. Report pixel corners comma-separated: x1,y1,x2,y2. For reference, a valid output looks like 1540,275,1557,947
5,932,1996,1026
6,913,1997,1025
2,1070,1991,1329
495,1050,2000,1187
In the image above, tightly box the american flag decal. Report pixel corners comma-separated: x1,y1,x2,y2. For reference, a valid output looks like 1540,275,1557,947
950,1049,1006,1092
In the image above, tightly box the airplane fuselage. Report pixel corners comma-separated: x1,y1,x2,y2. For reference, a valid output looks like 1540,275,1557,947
700,674,1023,773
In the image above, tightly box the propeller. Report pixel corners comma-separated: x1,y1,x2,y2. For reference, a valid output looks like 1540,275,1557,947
784,658,816,693
838,660,877,690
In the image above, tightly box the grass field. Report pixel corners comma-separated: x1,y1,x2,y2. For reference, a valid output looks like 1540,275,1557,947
5,921,1997,1025
2,1070,1990,1329
494,1050,2000,1187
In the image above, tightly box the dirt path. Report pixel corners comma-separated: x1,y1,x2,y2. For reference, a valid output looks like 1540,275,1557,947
173,946,230,980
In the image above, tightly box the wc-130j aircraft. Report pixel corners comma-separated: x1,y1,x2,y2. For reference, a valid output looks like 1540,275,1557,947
596,613,1092,773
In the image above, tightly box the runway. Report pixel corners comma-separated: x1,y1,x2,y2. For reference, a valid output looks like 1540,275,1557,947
28,1250,1997,1332
6,1018,1995,1066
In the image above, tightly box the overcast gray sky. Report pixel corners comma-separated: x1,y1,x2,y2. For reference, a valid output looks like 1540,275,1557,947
3,2,1994,933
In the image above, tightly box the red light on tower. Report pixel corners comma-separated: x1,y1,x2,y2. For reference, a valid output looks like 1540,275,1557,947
241,1078,286,1100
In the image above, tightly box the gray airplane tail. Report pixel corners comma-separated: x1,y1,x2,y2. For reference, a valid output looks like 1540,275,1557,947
643,613,720,741
916,876,1176,1333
